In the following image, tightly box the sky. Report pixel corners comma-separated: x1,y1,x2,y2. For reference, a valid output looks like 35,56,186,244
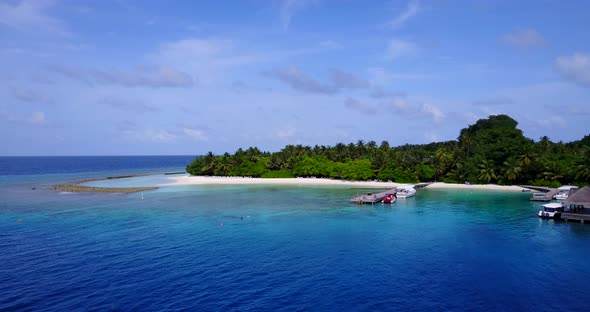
1,0,589,156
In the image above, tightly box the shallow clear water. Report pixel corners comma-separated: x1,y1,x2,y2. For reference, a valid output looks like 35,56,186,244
1,162,590,310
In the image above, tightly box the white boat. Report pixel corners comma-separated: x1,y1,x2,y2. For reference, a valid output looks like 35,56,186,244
538,203,564,219
396,185,416,199
553,185,579,201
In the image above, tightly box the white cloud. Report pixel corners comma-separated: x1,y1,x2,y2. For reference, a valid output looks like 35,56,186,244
556,53,590,88
386,39,417,59
384,95,445,122
0,110,49,126
0,0,68,35
122,129,177,143
420,103,445,122
329,68,370,90
50,65,194,88
389,0,420,29
147,38,336,86
27,111,46,125
264,66,369,94
150,38,253,84
183,128,208,141
265,66,334,93
279,0,318,30
388,95,410,111
156,38,229,60
92,66,194,88
501,28,543,48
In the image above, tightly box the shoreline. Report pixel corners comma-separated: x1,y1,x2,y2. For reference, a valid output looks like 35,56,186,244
160,176,527,192
159,176,401,188
54,174,528,193
425,182,524,192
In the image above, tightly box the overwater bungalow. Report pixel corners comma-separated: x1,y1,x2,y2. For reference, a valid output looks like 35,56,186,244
561,186,590,223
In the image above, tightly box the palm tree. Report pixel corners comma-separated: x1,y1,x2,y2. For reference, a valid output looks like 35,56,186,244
538,136,552,153
542,161,564,183
518,150,534,169
448,161,467,183
503,160,521,184
202,151,216,175
246,147,262,162
267,154,284,170
459,131,476,158
433,148,451,181
575,163,590,181
478,160,497,183
356,140,366,157
347,143,356,159
214,156,231,176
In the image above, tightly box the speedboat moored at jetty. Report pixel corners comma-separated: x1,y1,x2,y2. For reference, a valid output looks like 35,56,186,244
538,203,564,219
396,185,416,199
553,185,579,201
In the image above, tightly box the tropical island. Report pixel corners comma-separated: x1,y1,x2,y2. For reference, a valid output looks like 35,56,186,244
187,115,590,187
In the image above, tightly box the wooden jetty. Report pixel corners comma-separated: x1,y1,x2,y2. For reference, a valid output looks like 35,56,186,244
414,182,432,189
561,212,590,223
530,189,559,201
520,185,559,201
351,188,397,204
520,185,552,192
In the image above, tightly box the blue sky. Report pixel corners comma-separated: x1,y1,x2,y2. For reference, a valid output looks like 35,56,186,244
1,0,589,156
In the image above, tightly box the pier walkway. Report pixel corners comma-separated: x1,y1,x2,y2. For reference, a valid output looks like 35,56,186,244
561,212,590,223
350,188,397,204
520,185,559,201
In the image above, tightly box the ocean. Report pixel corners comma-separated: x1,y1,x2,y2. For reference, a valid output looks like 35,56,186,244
1,156,589,311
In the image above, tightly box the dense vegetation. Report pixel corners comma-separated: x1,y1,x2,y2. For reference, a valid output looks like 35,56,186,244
187,115,590,186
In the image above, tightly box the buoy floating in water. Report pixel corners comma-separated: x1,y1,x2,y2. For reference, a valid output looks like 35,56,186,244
17,219,23,223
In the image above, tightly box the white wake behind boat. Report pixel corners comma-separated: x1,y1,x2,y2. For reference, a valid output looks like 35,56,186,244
396,185,416,199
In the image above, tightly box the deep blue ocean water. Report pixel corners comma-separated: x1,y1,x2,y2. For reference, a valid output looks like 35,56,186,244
0,156,194,176
1,157,590,311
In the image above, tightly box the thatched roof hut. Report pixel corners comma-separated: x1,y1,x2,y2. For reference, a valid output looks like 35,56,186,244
564,186,590,208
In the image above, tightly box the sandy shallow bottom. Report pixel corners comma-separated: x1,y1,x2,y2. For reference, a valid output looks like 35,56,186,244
160,176,526,192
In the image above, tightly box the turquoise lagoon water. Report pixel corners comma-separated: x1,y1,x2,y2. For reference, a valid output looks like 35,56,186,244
1,159,590,310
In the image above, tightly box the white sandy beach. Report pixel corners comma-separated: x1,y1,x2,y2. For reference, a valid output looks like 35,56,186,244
425,182,525,192
161,176,400,188
161,175,526,192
